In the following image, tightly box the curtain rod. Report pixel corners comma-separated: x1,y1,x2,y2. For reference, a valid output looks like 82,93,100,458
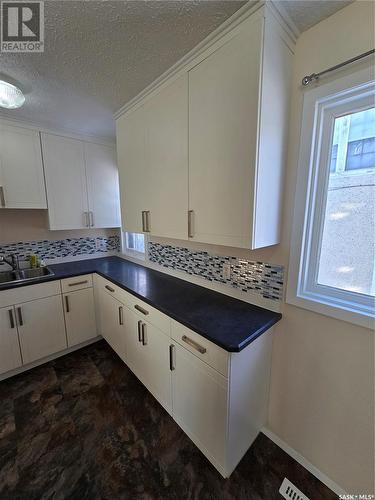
302,49,375,86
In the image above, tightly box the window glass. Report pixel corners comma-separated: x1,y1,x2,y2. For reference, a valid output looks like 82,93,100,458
317,107,375,295
125,232,145,254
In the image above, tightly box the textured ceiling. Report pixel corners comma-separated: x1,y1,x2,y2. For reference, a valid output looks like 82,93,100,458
0,0,353,140
282,0,353,32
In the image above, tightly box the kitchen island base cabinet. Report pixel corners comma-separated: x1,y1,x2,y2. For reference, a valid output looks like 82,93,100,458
16,296,67,365
0,306,22,375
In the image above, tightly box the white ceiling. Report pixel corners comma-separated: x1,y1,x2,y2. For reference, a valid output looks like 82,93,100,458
0,0,353,140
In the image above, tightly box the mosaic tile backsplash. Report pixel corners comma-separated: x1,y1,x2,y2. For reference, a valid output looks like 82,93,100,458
0,235,120,261
148,242,284,302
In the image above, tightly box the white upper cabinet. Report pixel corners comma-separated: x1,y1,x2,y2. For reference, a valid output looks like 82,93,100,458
41,133,121,230
145,74,188,240
0,123,47,209
189,12,292,249
117,73,188,238
115,6,293,249
85,142,121,229
117,104,148,234
42,133,89,229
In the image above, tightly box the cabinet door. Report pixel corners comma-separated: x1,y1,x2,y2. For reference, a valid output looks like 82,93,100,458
41,133,89,230
0,123,47,209
16,296,67,364
116,105,149,233
146,75,188,240
172,343,228,468
0,306,22,375
63,288,97,347
124,309,146,382
131,313,172,413
99,289,126,362
85,142,121,228
188,18,263,248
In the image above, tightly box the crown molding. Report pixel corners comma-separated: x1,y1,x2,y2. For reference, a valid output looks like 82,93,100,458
114,0,298,120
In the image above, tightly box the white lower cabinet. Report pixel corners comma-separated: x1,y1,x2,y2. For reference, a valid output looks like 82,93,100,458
98,286,127,362
16,295,67,364
128,309,172,413
63,288,97,347
171,342,227,470
0,306,22,375
94,276,274,478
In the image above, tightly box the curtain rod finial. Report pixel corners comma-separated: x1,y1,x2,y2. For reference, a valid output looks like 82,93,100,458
302,73,318,86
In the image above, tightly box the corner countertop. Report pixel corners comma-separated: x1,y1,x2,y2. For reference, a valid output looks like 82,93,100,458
0,256,282,352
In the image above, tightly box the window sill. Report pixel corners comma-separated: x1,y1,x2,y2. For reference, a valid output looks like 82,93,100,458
121,249,146,262
286,290,374,330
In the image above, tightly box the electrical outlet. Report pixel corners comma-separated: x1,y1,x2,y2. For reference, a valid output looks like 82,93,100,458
223,263,231,280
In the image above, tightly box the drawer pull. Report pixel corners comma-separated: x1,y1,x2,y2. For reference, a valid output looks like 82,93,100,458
134,304,149,316
8,309,15,329
68,280,88,287
118,306,124,325
137,320,142,342
182,335,206,354
105,285,115,292
169,344,175,371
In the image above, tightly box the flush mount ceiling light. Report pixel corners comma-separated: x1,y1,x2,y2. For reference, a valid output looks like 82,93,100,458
0,80,25,109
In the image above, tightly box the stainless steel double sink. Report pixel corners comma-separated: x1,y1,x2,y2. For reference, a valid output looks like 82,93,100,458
0,267,55,285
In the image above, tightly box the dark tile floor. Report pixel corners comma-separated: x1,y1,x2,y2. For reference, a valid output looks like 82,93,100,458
0,340,337,500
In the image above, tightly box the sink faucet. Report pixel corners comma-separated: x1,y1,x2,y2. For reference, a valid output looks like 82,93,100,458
0,254,20,270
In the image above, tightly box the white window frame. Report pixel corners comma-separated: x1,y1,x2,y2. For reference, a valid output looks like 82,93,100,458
287,66,375,329
122,231,147,261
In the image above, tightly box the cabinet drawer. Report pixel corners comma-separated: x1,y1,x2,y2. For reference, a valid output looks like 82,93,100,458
95,274,170,336
122,292,170,336
0,281,61,308
171,320,229,377
61,274,93,293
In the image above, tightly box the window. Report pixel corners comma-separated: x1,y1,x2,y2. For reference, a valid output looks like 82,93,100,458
123,232,145,257
287,67,375,328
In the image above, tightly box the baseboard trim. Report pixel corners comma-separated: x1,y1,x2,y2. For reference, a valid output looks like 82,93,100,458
261,427,347,496
0,336,102,382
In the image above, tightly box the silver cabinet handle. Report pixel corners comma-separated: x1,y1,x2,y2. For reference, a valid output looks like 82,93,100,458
134,304,149,316
137,320,142,342
17,307,23,326
182,335,206,354
89,211,94,227
169,344,175,371
68,280,88,287
188,210,194,238
145,211,151,232
105,285,115,292
0,186,5,207
84,211,89,227
141,211,147,232
118,306,124,325
65,295,70,313
141,322,147,345
8,308,15,329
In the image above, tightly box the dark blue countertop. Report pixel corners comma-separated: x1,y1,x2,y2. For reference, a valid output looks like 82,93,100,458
0,256,281,352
